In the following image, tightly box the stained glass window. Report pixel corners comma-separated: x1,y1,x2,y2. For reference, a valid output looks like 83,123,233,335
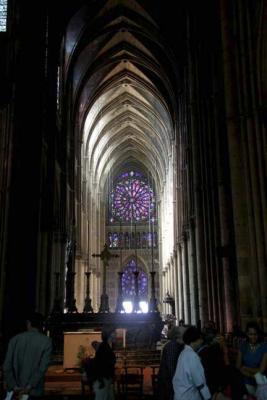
121,259,148,299
108,231,157,248
0,0,7,32
109,171,155,223
124,232,130,248
147,232,157,248
108,232,121,248
141,232,147,248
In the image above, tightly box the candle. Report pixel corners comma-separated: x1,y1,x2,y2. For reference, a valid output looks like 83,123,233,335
123,329,126,348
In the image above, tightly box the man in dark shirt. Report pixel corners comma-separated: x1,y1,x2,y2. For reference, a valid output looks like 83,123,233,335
157,326,186,400
3,312,52,399
91,329,116,400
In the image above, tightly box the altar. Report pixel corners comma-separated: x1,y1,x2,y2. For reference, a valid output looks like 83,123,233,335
63,331,102,369
47,312,163,361
48,242,162,360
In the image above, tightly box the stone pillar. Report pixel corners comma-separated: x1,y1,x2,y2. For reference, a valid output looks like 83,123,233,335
189,219,199,325
162,270,166,314
182,231,191,324
219,0,265,327
115,272,124,313
240,4,267,328
173,250,179,321
75,259,85,312
186,16,209,327
51,272,63,314
167,263,171,296
170,257,175,299
177,244,184,321
149,271,159,313
91,270,98,311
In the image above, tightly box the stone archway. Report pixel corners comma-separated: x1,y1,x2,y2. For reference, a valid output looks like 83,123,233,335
60,2,177,313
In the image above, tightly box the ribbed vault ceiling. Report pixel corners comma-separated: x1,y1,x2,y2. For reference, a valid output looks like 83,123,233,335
64,0,178,191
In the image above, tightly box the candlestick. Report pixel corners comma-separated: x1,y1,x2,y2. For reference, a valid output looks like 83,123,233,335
123,329,126,348
83,271,94,313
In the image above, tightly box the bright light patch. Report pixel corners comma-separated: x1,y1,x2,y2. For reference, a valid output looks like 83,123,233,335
139,301,148,313
123,301,133,313
0,0,7,32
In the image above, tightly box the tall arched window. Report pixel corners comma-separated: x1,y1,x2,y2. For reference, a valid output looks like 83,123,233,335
121,259,148,299
109,171,156,223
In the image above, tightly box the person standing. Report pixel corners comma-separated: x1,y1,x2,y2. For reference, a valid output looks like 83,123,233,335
172,326,211,400
157,326,185,400
198,326,247,400
91,329,116,400
3,312,52,399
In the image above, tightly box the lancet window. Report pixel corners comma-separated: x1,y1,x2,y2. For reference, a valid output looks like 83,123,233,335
121,259,148,299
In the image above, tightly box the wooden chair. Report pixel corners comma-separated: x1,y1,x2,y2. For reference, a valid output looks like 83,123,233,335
150,365,159,398
117,366,144,399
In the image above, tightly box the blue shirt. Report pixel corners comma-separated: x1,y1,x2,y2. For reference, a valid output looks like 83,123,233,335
240,341,267,386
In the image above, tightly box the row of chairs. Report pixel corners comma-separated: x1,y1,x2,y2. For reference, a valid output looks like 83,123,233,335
115,349,161,368
117,366,145,399
81,363,160,399
115,349,160,398
81,367,144,399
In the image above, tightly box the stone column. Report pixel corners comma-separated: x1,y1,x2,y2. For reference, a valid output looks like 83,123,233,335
178,243,184,321
167,263,171,297
240,4,267,328
173,250,179,321
182,231,191,324
219,0,263,327
189,219,199,325
162,270,166,314
170,257,175,299
186,15,209,326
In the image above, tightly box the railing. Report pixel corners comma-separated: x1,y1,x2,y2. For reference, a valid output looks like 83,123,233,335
115,348,161,369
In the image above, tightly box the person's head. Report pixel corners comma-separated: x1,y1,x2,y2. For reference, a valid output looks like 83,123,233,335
183,326,203,350
179,319,185,326
205,320,217,333
246,321,262,344
167,326,186,343
167,321,174,329
202,326,217,345
26,312,44,332
91,340,100,351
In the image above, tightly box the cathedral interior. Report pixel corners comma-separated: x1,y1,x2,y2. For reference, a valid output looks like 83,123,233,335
0,0,267,349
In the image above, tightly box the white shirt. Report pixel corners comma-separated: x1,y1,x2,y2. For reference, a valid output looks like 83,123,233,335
172,344,211,400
